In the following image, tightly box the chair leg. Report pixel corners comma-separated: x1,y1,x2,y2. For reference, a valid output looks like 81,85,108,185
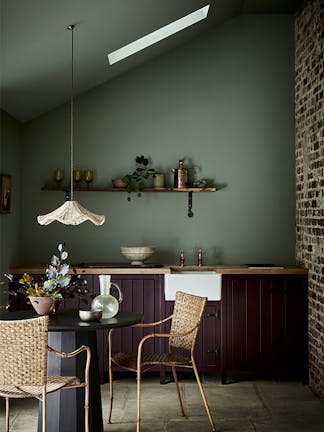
85,381,89,432
136,368,141,432
108,358,114,423
42,388,47,432
171,366,185,416
5,397,10,432
192,361,216,432
108,329,114,423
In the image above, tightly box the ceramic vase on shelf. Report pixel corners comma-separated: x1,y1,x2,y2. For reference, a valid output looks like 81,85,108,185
153,173,165,188
91,275,123,319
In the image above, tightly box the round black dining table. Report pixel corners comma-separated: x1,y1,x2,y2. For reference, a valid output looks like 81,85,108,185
0,309,143,432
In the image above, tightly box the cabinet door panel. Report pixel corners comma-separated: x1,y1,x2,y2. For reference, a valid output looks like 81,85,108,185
222,274,308,383
284,276,308,378
226,277,248,370
259,278,271,370
245,278,261,369
269,278,286,371
201,303,221,371
118,278,134,353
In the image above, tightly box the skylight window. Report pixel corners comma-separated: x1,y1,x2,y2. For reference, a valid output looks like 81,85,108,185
108,4,210,65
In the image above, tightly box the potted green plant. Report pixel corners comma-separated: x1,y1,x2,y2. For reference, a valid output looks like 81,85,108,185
122,155,156,201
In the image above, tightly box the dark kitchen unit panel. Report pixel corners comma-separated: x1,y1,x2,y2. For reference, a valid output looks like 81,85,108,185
8,270,308,385
221,274,308,384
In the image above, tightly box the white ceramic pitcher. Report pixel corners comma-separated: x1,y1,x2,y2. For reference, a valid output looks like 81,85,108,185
91,275,123,319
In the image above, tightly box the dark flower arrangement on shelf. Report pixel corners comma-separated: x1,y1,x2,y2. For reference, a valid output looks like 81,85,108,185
122,155,156,201
4,243,92,310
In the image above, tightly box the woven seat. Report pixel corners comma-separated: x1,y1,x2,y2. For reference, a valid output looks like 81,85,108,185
112,351,191,372
0,376,81,398
108,291,216,432
0,316,91,432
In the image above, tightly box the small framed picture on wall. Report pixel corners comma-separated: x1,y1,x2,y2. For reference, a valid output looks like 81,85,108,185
0,174,12,213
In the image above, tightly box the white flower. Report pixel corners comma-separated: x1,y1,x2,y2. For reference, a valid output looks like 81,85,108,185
59,263,69,275
61,251,68,261
59,275,71,287
47,265,58,280
44,279,56,291
51,255,60,266
43,243,75,296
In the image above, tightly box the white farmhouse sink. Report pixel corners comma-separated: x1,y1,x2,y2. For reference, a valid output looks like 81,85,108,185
164,272,221,301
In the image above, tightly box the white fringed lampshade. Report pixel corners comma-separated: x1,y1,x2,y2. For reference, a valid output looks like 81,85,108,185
37,200,105,226
37,25,106,227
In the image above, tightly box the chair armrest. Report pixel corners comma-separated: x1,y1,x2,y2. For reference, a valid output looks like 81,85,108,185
138,324,198,345
137,324,198,351
132,314,173,328
107,315,175,365
48,345,91,384
48,345,91,359
135,324,198,368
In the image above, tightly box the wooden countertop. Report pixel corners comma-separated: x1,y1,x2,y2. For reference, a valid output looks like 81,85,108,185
9,265,308,275
170,265,309,274
9,265,171,275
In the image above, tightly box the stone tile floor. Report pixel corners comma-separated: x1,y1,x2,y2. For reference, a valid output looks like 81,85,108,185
1,375,324,431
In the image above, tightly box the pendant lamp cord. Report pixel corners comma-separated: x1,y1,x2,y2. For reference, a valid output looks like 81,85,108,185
68,24,75,201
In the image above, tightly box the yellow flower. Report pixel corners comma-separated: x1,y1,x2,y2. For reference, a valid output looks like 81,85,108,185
19,273,34,285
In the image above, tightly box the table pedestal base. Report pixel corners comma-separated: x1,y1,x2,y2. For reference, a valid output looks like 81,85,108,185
38,330,103,432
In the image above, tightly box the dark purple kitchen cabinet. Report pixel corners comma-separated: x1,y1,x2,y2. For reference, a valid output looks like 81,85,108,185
9,271,308,385
221,274,308,384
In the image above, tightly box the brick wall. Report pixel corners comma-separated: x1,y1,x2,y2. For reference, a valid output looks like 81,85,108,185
295,0,324,398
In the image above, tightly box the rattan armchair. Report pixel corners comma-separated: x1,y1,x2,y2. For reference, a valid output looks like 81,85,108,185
108,291,216,432
0,316,91,432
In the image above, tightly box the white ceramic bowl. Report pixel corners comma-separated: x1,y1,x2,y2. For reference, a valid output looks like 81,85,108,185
79,309,102,322
120,246,156,265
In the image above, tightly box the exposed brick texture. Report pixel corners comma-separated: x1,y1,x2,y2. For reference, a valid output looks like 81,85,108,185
295,0,324,398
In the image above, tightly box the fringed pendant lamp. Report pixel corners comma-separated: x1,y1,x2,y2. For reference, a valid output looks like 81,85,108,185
37,25,105,226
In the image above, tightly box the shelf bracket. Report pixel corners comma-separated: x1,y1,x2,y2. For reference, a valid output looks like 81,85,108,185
187,192,194,217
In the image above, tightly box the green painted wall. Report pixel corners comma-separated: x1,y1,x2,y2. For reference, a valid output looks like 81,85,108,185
21,14,296,266
0,110,22,306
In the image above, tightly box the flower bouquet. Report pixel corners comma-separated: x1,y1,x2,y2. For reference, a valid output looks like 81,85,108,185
5,243,90,315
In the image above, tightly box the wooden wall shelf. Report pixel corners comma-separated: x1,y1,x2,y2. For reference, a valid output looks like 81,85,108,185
41,186,216,192
41,186,216,217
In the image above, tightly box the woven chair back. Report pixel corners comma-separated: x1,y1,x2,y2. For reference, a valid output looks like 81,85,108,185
169,291,206,351
0,316,49,386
